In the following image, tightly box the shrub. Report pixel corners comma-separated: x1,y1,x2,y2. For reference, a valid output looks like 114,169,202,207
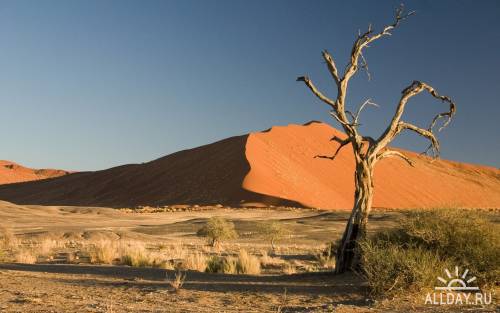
257,221,289,250
359,240,449,296
398,209,500,286
205,256,237,274
196,217,238,247
358,209,500,297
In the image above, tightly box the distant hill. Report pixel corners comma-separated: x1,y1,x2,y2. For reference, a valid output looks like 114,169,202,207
0,160,69,185
0,122,499,209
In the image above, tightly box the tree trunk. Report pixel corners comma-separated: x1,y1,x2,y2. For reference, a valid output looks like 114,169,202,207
335,160,374,273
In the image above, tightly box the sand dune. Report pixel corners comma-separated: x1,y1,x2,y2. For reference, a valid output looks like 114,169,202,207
0,160,69,185
0,122,498,209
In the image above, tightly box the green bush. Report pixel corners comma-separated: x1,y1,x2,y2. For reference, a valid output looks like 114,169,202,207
358,209,499,297
205,256,237,274
359,239,451,296
197,217,238,246
257,221,290,249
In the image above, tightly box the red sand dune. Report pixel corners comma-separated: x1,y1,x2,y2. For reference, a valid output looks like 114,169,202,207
0,160,69,185
0,122,498,209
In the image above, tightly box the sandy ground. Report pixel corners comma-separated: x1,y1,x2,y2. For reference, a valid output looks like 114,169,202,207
0,266,371,313
0,202,497,312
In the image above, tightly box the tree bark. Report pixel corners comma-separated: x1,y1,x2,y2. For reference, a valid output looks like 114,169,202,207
335,160,374,273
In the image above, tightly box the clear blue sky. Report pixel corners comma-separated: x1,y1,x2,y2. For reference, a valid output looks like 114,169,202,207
0,0,499,171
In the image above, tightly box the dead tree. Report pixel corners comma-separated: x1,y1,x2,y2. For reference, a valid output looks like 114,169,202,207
297,6,456,273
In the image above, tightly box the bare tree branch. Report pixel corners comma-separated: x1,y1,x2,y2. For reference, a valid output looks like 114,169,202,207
373,81,456,156
359,51,371,81
296,76,336,109
377,149,414,166
322,50,340,85
342,5,415,84
353,99,379,125
398,121,440,157
329,111,358,130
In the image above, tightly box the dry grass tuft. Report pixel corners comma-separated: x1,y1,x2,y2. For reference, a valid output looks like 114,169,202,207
15,248,37,264
315,243,336,270
260,250,285,267
283,263,296,275
167,270,187,293
0,225,17,249
236,249,261,275
87,239,121,264
205,249,261,275
119,242,164,267
181,252,207,272
36,236,65,257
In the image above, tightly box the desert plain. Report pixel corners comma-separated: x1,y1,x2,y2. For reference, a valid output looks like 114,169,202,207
0,198,498,312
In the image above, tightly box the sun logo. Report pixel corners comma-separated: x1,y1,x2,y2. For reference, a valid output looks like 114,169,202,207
435,266,479,291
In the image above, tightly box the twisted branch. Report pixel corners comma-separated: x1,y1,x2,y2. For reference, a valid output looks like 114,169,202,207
398,121,440,157
373,81,456,158
296,76,336,109
377,149,414,166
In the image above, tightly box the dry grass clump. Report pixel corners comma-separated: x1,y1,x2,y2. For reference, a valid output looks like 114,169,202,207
180,252,207,272
197,217,238,247
0,225,16,249
36,236,66,257
158,243,188,260
260,250,285,267
206,249,261,275
119,242,163,267
167,271,187,293
14,248,37,264
7,233,68,264
87,239,121,264
283,263,296,275
86,240,167,267
236,249,261,275
315,242,336,270
358,209,500,297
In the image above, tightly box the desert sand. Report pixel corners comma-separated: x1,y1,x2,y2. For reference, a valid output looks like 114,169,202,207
0,122,498,210
1,200,489,312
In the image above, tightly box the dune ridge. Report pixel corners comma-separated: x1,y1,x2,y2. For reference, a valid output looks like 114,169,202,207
0,122,498,209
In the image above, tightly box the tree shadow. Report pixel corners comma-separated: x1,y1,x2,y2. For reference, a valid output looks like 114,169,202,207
0,263,367,300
